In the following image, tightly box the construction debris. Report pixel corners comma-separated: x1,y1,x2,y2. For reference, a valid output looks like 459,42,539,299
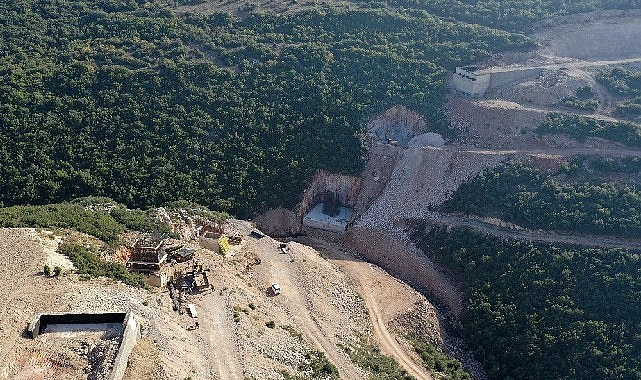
172,246,195,263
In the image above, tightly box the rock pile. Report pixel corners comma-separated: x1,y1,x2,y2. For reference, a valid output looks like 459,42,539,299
356,146,505,230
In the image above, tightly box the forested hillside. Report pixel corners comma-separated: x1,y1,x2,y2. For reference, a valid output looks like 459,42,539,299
0,0,532,217
386,0,641,32
413,225,641,379
441,160,641,238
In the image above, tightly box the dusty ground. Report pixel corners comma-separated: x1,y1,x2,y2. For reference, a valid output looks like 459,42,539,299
534,11,641,61
300,235,441,380
0,229,70,379
0,229,171,380
0,222,444,380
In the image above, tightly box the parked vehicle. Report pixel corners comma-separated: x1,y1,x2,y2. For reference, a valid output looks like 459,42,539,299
270,283,281,295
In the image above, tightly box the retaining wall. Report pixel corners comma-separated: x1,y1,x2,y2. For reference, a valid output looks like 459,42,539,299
489,67,543,88
109,312,139,380
452,68,490,97
453,66,543,97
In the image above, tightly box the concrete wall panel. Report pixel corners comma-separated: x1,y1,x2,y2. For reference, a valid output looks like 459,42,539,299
489,68,543,88
109,312,140,380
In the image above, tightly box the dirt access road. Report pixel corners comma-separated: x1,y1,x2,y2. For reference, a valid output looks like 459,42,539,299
263,247,364,379
433,213,641,252
298,236,439,380
479,57,641,74
198,293,244,380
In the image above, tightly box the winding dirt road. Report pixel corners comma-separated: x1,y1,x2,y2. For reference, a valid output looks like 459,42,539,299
433,213,641,251
363,291,432,380
299,236,436,380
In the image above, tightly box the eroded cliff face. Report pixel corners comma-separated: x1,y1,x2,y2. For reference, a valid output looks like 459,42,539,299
299,105,435,221
298,170,361,217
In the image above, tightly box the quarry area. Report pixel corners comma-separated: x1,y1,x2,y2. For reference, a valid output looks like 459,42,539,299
2,10,641,380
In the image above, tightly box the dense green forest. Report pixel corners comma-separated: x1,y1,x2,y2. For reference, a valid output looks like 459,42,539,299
536,113,641,146
0,0,534,218
2,0,640,217
385,0,641,32
413,225,641,379
441,161,641,237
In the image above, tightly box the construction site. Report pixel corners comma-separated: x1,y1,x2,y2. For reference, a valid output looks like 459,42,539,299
1,10,641,380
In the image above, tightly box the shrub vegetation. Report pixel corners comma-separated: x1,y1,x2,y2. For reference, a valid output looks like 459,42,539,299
0,199,174,245
598,67,641,120
536,113,641,146
59,243,147,288
341,336,414,379
405,333,471,380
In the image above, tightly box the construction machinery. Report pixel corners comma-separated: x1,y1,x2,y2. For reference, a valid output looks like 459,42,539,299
228,232,243,245
171,246,195,263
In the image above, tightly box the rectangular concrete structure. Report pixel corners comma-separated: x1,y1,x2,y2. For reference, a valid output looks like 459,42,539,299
303,203,353,233
27,312,139,380
452,66,491,97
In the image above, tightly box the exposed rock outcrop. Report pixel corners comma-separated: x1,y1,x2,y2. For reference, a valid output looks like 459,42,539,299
298,170,361,218
368,105,429,147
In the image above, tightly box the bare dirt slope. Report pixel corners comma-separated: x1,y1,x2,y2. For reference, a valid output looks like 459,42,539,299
357,143,507,230
3,223,435,380
298,235,441,380
129,222,372,380
0,229,67,379
535,12,641,61
0,229,172,380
